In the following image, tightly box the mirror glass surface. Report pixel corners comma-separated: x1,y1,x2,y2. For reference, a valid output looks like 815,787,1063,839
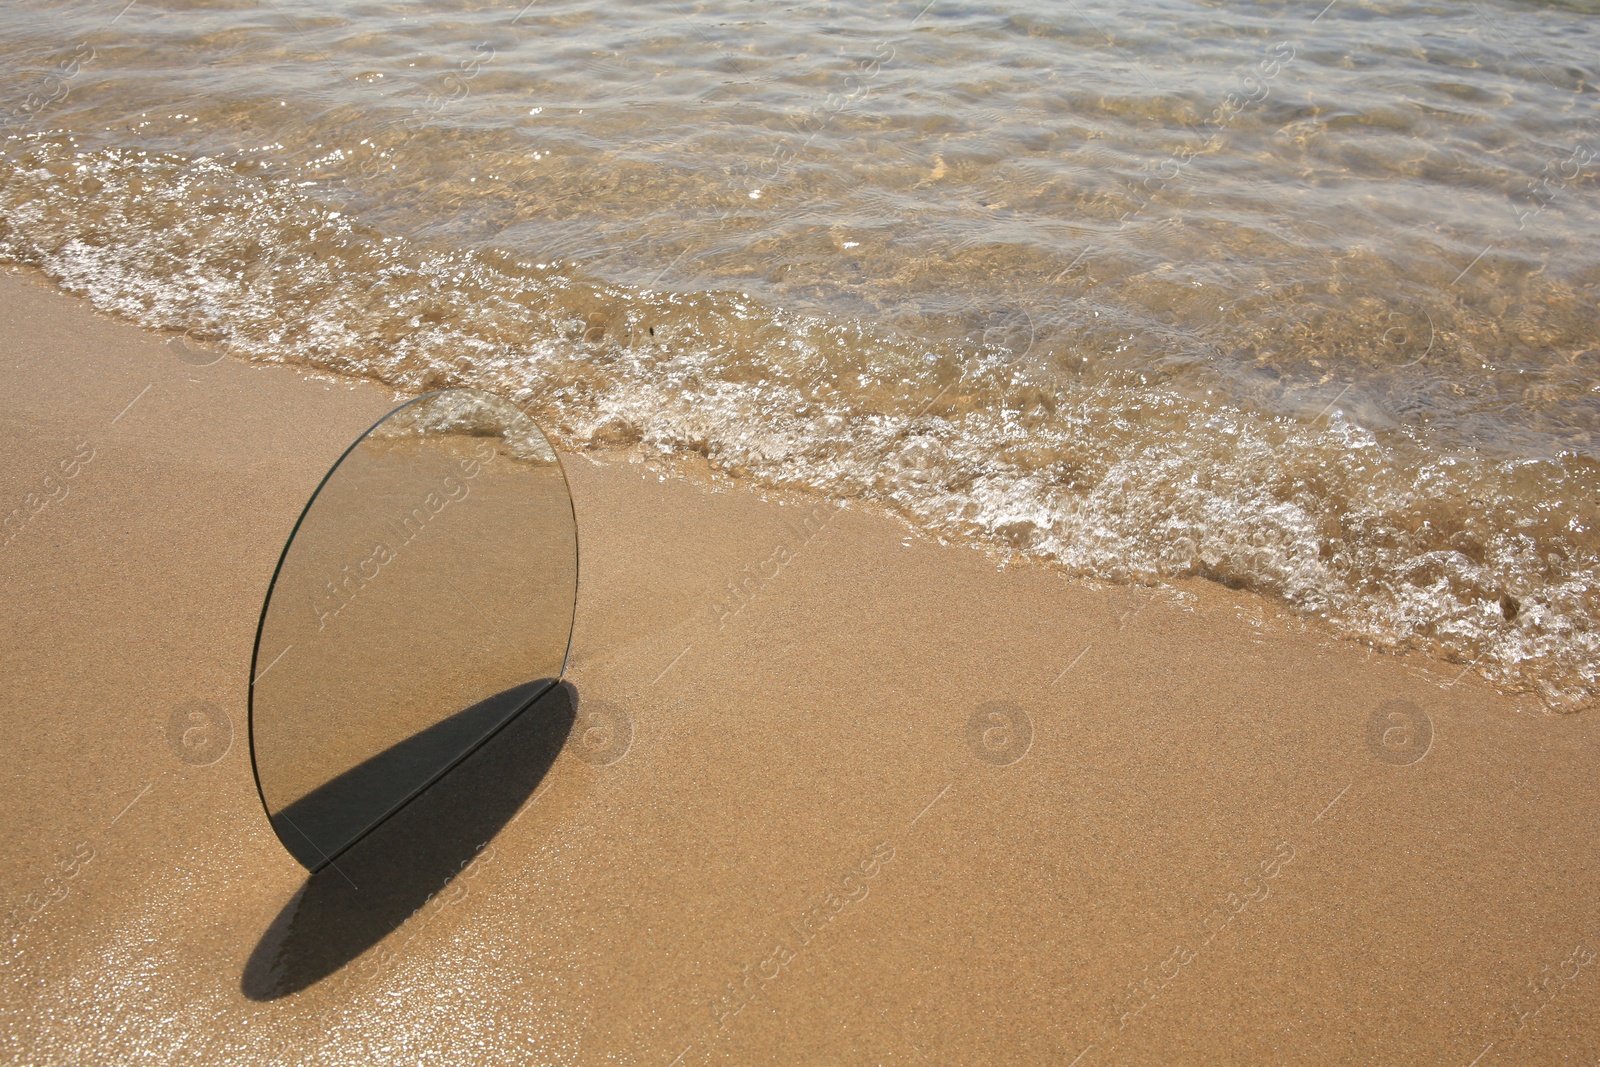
249,388,577,871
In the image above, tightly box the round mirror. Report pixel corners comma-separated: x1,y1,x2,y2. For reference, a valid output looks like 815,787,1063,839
248,388,578,871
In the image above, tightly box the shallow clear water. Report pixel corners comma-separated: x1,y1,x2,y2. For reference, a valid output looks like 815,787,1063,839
2,0,1597,706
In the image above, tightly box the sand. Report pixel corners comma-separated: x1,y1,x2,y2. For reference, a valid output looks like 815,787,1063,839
2,265,1597,1065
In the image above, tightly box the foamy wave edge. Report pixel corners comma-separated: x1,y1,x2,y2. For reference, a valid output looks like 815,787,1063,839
3,137,1596,710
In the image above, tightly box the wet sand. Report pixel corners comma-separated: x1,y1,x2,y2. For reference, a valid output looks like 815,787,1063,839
2,265,1597,1065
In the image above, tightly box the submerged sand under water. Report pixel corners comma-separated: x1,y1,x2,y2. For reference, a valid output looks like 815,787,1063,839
1,0,1597,706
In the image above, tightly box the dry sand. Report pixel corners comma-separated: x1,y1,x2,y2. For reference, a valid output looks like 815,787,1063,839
1,266,1597,1065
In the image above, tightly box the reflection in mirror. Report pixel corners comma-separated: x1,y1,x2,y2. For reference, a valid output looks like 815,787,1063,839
248,389,578,871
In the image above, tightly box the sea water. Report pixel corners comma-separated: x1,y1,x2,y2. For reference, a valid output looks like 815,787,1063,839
1,0,1596,706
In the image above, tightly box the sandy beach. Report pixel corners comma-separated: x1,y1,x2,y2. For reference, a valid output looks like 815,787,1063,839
2,264,1597,1064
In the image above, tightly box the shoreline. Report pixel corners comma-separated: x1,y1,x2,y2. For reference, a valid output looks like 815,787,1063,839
0,259,1550,713
2,265,1597,1064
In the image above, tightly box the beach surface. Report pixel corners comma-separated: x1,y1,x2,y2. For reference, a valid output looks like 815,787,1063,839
2,266,1598,1064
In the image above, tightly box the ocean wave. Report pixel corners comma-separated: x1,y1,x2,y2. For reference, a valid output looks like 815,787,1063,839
3,136,1596,709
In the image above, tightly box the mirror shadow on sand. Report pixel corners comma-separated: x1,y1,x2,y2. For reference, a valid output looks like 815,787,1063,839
241,681,576,1000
